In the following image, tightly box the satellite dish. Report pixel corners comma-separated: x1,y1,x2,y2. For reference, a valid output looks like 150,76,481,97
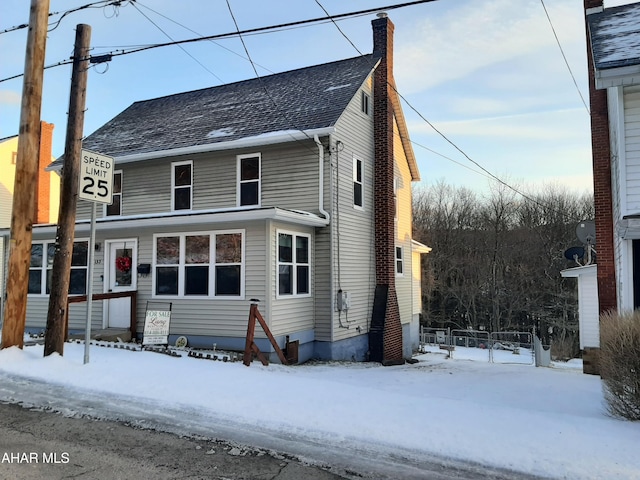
576,220,596,246
564,246,585,261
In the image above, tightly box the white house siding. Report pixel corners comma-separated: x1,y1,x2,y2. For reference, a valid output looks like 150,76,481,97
561,265,599,350
623,85,640,214
326,77,376,345
579,271,600,348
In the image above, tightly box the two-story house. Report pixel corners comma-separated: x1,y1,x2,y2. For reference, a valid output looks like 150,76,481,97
0,122,59,319
2,15,428,363
571,0,640,372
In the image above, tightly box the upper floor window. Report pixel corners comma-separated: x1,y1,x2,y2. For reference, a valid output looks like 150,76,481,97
395,246,404,277
28,240,88,295
353,157,363,209
106,171,122,216
394,176,399,222
277,231,310,297
361,91,370,115
238,153,261,206
172,161,192,211
154,230,244,298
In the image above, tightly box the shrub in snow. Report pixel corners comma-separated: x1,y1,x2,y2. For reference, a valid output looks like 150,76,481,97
600,311,640,421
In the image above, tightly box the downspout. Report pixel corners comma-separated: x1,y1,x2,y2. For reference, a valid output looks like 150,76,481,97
314,134,330,222
314,134,334,347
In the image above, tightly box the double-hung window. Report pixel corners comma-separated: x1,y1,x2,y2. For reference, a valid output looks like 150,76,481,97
106,171,122,216
28,240,88,295
353,157,363,208
172,161,192,211
238,154,261,206
395,246,404,276
277,231,310,297
154,231,244,298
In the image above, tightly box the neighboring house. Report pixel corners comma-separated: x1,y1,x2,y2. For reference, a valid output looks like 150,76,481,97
575,0,640,372
2,15,429,363
0,122,59,320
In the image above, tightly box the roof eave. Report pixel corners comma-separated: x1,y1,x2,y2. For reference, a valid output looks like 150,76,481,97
594,64,640,89
46,126,335,171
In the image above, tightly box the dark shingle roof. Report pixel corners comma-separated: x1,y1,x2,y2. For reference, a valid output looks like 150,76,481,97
81,54,376,158
588,2,640,70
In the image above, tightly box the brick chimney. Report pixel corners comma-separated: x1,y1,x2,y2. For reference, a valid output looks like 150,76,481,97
34,121,54,224
369,13,404,365
584,0,616,313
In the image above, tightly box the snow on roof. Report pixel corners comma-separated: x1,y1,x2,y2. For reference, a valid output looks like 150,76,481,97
588,2,640,70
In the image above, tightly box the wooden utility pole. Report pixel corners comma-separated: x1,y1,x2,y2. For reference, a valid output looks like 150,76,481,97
1,0,51,349
44,24,92,357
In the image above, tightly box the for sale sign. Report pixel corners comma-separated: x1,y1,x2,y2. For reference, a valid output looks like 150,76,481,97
79,149,114,204
142,310,172,345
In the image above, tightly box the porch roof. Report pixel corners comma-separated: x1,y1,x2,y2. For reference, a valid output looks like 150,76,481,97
0,207,329,238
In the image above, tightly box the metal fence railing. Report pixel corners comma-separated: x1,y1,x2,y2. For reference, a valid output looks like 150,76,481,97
419,326,536,365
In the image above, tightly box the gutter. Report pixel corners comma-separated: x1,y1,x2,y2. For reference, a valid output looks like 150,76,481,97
46,127,335,172
314,134,330,222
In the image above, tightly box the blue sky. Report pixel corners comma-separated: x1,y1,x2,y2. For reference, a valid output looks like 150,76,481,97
0,0,634,195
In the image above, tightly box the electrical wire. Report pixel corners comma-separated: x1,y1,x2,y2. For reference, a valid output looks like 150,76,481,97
133,1,275,77
130,1,224,83
540,0,590,115
315,0,585,219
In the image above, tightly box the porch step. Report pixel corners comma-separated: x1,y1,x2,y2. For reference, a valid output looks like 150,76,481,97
68,328,132,343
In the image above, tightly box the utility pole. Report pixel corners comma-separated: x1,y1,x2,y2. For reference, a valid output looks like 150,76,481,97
44,24,92,357
1,0,51,350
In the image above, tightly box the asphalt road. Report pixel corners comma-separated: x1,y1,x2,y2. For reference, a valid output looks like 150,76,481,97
0,402,345,480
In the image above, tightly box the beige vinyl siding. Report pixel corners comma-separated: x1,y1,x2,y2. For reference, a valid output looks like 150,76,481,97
325,76,376,342
269,221,315,338
76,142,322,221
261,141,320,213
394,116,414,326
139,221,266,338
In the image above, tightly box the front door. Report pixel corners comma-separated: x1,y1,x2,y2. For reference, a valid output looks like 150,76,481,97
105,240,137,329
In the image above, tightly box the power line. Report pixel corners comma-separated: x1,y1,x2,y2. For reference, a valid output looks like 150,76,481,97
540,0,589,114
0,0,131,34
130,1,224,83
316,1,579,217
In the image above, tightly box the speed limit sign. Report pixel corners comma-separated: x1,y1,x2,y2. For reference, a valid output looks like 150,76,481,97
79,149,114,204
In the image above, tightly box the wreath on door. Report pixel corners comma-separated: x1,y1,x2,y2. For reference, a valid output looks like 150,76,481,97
116,256,132,273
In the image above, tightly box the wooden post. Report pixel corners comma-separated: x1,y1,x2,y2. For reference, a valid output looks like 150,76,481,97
243,301,288,366
1,0,51,349
44,24,92,357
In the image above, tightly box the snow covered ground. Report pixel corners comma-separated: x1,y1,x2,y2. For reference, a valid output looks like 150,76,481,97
0,340,638,479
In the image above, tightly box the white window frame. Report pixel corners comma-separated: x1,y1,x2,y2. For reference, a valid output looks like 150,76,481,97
105,170,123,217
276,230,311,299
394,176,399,222
237,153,261,207
28,239,89,296
353,156,364,209
361,91,370,115
395,245,404,277
152,230,245,299
171,160,193,211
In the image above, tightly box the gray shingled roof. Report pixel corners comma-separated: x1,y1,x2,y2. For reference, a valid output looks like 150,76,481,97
80,54,377,159
588,2,640,70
